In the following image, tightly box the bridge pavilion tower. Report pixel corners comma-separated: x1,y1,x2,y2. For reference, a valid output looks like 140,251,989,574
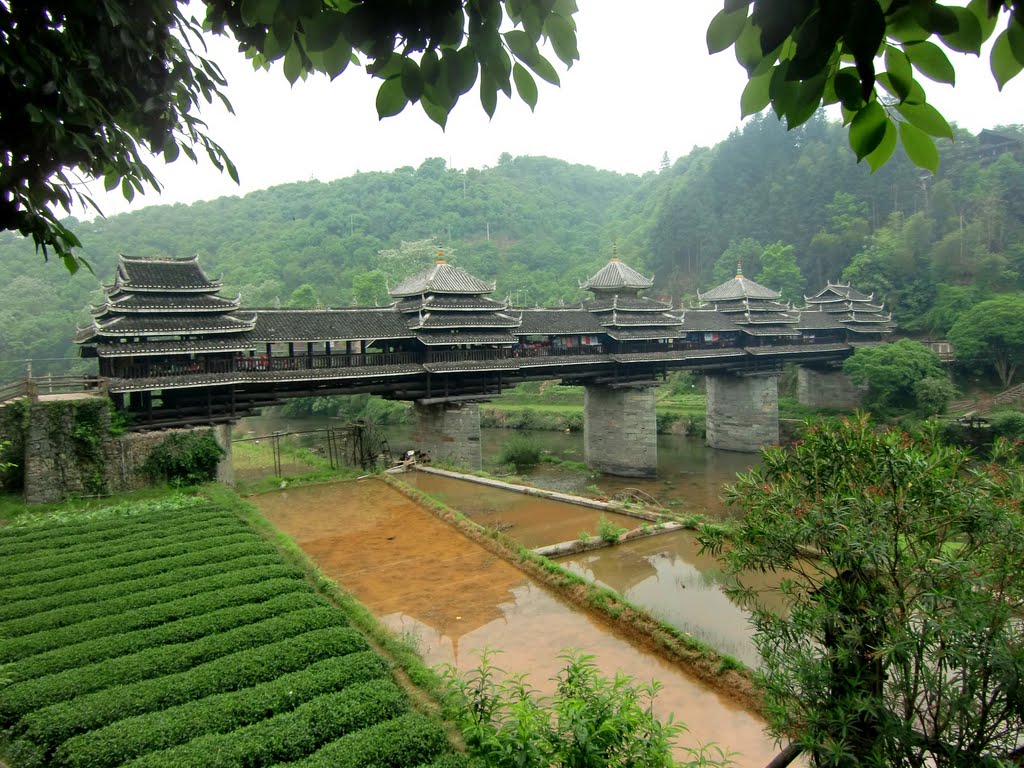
577,258,680,478
389,258,521,469
795,283,894,409
694,264,799,451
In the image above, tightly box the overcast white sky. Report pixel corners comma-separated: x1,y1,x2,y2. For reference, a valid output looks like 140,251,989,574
83,2,1024,218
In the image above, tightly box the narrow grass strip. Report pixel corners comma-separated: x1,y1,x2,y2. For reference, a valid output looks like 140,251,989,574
54,651,390,768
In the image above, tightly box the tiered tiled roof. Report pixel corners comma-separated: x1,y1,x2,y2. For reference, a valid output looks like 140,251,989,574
579,258,653,293
801,283,895,335
389,261,496,297
76,255,256,345
580,259,681,341
390,261,520,346
694,265,801,337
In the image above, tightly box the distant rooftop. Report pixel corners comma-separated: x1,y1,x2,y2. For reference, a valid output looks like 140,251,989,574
389,261,495,298
112,255,222,292
698,266,780,302
580,258,653,292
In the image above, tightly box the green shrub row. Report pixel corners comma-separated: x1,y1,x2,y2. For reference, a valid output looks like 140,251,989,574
22,626,370,751
0,506,229,562
0,571,307,663
0,543,283,639
0,496,220,547
276,712,450,768
10,591,327,684
0,606,347,721
0,530,256,591
0,552,282,624
416,755,478,768
124,681,407,768
0,515,246,580
55,651,390,768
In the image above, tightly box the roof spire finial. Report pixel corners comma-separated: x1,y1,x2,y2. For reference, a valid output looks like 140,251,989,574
736,258,743,279
611,241,619,262
436,247,446,265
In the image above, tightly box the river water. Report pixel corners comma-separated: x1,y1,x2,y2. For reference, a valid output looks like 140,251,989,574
251,479,778,767
238,415,755,518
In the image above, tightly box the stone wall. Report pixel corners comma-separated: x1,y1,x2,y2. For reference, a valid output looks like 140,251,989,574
411,402,482,470
20,399,233,504
705,374,779,452
583,384,657,477
796,366,866,410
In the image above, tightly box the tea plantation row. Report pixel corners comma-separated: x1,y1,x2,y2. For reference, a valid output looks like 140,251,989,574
0,495,470,768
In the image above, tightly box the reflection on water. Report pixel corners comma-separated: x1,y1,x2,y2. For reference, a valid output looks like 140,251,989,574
403,472,639,548
559,531,787,668
252,479,777,767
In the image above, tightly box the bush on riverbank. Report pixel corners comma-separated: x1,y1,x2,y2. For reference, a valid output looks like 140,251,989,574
497,435,543,471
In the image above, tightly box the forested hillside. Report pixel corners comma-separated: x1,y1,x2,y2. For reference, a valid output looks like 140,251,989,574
0,114,1021,377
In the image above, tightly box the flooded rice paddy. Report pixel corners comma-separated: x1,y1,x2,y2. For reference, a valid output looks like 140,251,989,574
402,471,640,548
252,479,778,767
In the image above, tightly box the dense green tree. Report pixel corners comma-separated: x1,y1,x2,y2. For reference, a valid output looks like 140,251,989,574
711,238,763,287
843,338,947,413
350,270,390,307
948,294,1024,387
757,242,804,304
701,414,1024,768
286,283,319,308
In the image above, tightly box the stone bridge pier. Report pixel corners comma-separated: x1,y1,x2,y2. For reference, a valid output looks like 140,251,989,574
412,402,482,470
705,373,780,452
796,365,866,410
583,384,657,478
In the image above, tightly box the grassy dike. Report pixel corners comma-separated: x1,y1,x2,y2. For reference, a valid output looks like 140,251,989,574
381,474,763,715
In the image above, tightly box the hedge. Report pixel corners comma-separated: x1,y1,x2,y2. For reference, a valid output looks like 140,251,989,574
22,626,370,751
0,545,288,640
9,590,327,684
275,712,451,768
0,515,245,580
0,607,347,721
0,530,257,591
0,497,220,550
0,552,283,624
0,572,307,663
0,534,270,606
55,651,390,768
123,681,408,768
414,756,479,768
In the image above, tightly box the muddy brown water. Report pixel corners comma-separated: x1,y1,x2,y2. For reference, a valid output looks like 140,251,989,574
402,471,640,548
253,479,778,767
558,531,789,669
